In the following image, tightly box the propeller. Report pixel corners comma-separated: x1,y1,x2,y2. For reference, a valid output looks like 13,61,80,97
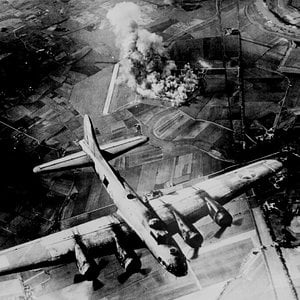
213,217,243,239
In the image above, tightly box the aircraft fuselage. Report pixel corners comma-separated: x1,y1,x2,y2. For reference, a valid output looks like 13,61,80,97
79,139,188,277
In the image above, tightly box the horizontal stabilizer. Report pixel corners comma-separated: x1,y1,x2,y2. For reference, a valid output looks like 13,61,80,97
33,136,148,174
33,151,91,173
100,136,148,160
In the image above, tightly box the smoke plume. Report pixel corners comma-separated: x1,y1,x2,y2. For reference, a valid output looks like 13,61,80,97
107,2,201,106
198,59,212,69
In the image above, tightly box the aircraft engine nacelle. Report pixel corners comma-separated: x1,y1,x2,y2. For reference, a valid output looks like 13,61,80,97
205,197,233,228
114,236,141,274
172,211,203,249
74,238,98,281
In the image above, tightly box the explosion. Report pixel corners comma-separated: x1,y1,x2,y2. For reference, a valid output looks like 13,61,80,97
106,2,203,106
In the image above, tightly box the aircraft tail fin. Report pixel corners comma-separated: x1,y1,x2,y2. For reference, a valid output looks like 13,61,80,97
83,115,101,155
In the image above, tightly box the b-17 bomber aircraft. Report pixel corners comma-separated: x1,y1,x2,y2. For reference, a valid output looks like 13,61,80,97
0,115,284,290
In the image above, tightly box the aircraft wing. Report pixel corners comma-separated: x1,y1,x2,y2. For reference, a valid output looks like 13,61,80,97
193,159,283,202
33,136,148,174
150,159,283,225
0,159,283,277
0,215,138,276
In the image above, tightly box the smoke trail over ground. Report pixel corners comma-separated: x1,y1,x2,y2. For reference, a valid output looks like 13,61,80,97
107,2,203,106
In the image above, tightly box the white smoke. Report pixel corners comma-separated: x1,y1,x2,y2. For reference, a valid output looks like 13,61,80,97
107,2,201,106
198,59,212,69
